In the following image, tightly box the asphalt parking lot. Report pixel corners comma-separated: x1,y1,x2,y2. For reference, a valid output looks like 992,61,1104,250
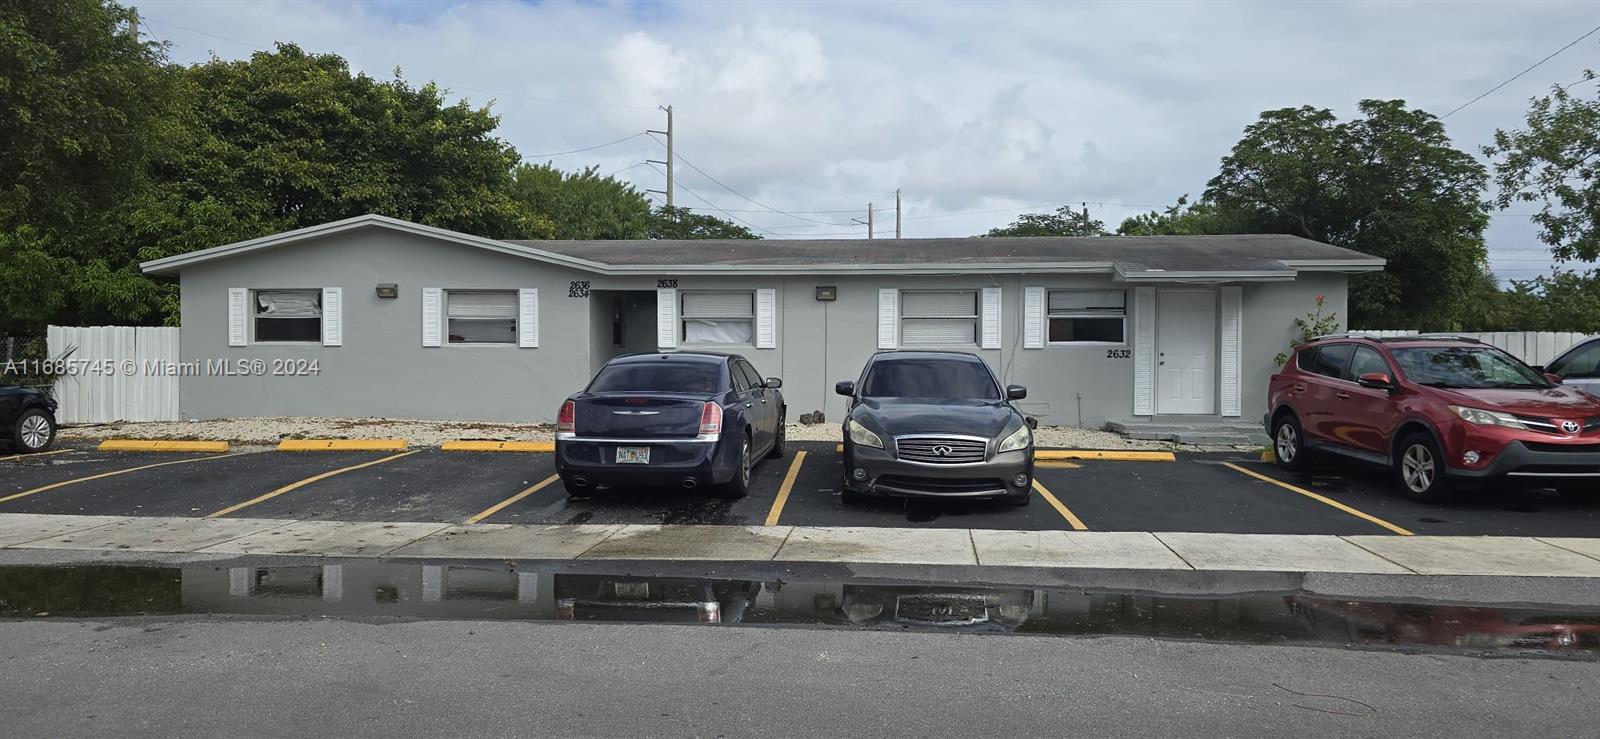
4,441,1600,536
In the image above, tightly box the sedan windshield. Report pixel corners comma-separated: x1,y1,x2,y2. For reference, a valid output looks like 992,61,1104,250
861,358,1001,400
1390,346,1552,390
588,363,721,395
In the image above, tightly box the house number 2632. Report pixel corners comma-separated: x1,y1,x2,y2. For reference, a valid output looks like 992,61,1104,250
1106,349,1131,359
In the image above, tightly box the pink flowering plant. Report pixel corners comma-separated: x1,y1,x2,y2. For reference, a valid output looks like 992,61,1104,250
1274,294,1340,366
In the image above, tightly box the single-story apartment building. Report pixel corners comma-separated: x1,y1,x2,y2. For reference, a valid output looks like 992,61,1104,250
138,213,1383,427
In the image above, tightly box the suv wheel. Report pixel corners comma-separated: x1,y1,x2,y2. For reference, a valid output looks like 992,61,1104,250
1271,414,1310,471
1395,433,1456,502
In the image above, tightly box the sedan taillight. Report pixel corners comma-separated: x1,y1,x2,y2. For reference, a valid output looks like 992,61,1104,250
699,401,722,435
556,400,575,434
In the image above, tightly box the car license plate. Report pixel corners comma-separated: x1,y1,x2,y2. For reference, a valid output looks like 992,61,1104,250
615,446,650,464
613,582,650,598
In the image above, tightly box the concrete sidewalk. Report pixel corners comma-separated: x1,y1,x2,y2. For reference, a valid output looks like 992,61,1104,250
3,512,1600,606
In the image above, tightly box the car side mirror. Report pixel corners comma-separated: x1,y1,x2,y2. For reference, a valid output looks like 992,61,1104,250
1356,372,1395,391
1006,384,1027,400
764,377,783,389
834,380,855,397
1545,372,1564,385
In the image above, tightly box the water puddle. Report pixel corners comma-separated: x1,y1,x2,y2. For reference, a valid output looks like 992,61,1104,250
2,563,1598,657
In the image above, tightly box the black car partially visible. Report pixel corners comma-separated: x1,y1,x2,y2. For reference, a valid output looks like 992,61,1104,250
836,351,1033,505
0,385,58,453
555,352,786,499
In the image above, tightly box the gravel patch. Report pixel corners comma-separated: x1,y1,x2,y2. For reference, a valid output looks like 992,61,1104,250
59,417,1255,452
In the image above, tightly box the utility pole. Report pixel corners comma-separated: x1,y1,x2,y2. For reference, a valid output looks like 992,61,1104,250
867,202,875,239
128,8,139,39
895,189,902,239
1081,202,1091,236
646,105,674,210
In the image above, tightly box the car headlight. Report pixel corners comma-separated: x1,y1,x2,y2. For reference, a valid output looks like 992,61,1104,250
1449,405,1526,429
997,424,1032,453
847,418,884,449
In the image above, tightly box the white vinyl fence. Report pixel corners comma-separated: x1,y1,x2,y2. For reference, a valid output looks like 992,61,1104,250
1354,330,1596,366
46,325,180,423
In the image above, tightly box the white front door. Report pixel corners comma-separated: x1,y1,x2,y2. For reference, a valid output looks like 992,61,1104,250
1156,289,1216,414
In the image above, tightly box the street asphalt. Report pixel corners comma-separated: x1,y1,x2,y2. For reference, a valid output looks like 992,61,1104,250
1,617,1594,737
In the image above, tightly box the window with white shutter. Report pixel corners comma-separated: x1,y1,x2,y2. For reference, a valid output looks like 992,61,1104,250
657,288,677,350
445,290,518,344
1022,287,1045,349
228,288,247,347
1046,289,1126,344
878,289,897,349
980,287,1001,349
899,290,979,346
680,290,755,346
754,288,776,349
253,289,322,343
518,289,539,348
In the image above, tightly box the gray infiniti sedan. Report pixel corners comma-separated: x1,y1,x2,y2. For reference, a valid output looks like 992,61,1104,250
835,350,1033,506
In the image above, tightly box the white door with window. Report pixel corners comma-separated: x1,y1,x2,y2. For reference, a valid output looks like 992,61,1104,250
1156,289,1216,414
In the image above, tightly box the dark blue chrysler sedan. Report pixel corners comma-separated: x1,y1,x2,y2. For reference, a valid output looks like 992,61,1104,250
555,352,786,499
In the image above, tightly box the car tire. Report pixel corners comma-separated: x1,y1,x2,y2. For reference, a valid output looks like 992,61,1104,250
1271,413,1311,472
767,412,786,460
717,436,752,500
11,408,56,453
1395,433,1457,503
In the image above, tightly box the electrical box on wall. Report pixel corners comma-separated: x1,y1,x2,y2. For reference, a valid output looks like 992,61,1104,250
815,286,837,301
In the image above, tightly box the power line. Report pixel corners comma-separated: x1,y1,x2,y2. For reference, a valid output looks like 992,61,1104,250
142,16,268,50
525,132,649,159
1441,24,1600,118
604,162,651,178
646,134,853,226
644,164,788,238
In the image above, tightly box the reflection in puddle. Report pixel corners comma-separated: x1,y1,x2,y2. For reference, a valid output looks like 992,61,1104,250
2,563,1598,656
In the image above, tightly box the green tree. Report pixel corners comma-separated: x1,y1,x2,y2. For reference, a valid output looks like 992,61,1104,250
1483,71,1600,263
508,163,651,239
1116,195,1247,235
647,206,760,240
0,0,181,333
1203,100,1490,328
986,206,1106,237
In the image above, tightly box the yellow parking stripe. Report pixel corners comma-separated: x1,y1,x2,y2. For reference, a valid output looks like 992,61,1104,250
1221,462,1414,536
764,450,808,526
207,451,417,518
1035,450,1175,462
0,453,233,504
278,439,407,452
99,440,230,453
1031,479,1088,530
0,449,73,463
442,440,554,452
467,474,560,524
1034,460,1082,469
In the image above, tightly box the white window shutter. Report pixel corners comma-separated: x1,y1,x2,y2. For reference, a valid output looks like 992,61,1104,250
1220,286,1243,417
980,287,1002,349
1132,286,1157,416
227,288,247,347
755,288,776,349
877,288,898,349
321,287,342,346
518,289,539,348
421,288,442,347
657,288,677,350
1023,287,1045,349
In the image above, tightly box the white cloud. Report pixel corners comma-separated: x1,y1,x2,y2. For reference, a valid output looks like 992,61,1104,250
138,0,1595,269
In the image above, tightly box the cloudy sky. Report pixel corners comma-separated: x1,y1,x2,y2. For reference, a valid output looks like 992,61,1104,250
135,0,1598,280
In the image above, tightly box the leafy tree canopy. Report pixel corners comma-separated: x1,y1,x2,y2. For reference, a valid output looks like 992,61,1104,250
1202,100,1490,328
509,163,650,239
1484,71,1600,263
648,206,760,240
986,206,1106,237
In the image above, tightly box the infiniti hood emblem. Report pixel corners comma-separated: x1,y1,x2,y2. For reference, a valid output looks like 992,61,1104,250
932,445,954,456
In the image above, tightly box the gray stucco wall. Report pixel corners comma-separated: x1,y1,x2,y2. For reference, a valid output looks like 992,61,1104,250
175,227,1348,426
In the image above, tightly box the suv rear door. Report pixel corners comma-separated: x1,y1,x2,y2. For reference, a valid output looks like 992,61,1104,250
1298,343,1354,443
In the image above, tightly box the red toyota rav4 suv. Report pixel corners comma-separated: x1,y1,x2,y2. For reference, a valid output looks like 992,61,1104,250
1266,334,1600,502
